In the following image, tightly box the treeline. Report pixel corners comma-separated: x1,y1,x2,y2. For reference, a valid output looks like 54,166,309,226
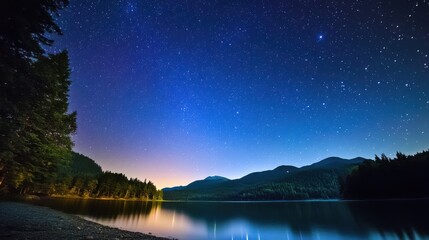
53,152,162,200
342,150,429,199
61,172,162,200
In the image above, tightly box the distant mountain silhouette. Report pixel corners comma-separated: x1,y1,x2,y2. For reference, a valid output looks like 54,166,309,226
303,157,367,170
234,165,298,186
162,186,186,191
163,156,367,200
204,176,229,181
185,176,230,190
163,176,230,192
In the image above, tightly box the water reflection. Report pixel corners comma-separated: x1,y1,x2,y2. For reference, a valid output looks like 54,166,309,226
32,198,429,240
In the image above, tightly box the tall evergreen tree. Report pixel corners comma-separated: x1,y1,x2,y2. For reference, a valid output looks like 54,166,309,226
0,0,74,194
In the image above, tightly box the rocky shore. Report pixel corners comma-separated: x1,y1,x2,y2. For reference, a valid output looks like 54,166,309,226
0,202,173,240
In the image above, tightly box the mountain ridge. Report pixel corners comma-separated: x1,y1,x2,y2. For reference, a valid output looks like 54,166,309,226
204,176,229,181
163,156,369,200
163,156,366,190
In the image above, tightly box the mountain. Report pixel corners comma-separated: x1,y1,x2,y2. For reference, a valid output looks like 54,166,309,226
163,176,230,192
304,157,367,170
163,156,367,201
204,176,229,181
162,186,186,192
234,165,298,186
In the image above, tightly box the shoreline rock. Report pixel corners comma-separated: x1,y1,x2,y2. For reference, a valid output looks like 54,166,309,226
0,201,174,240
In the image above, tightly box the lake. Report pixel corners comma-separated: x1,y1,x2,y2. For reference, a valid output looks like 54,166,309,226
31,198,429,240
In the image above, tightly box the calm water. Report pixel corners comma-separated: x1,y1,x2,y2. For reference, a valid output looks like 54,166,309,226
31,198,429,240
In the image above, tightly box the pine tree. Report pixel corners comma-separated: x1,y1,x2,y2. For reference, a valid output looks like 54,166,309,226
0,0,73,194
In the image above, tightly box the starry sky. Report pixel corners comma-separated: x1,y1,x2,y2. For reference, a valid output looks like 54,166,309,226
51,0,429,188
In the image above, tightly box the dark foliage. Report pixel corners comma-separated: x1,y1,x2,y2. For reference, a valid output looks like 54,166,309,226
69,152,103,177
0,0,75,195
53,152,162,200
231,169,342,200
342,150,429,199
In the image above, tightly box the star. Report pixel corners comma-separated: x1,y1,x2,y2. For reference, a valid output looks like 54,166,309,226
53,0,429,189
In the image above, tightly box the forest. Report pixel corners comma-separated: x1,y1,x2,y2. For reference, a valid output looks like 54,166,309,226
231,169,343,200
53,152,162,199
0,0,160,200
342,150,429,199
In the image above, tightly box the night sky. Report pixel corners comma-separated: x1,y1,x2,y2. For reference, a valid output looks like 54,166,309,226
51,0,429,188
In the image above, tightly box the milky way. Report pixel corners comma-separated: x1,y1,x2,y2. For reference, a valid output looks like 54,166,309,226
51,0,429,187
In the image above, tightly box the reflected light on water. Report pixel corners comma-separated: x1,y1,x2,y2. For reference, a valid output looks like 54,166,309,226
171,210,175,227
85,205,207,239
32,199,429,240
214,221,217,239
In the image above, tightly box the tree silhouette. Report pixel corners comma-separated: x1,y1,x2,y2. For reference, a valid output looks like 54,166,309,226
342,150,429,199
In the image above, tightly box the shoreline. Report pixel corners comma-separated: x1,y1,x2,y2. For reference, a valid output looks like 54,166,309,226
8,194,429,203
49,194,166,202
14,194,429,203
0,201,173,240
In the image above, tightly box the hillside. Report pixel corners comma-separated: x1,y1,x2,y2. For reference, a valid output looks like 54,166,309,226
70,152,103,177
163,157,366,200
53,152,162,200
56,152,103,180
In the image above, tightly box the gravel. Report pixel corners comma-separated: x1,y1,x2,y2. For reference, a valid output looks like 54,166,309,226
0,202,173,240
